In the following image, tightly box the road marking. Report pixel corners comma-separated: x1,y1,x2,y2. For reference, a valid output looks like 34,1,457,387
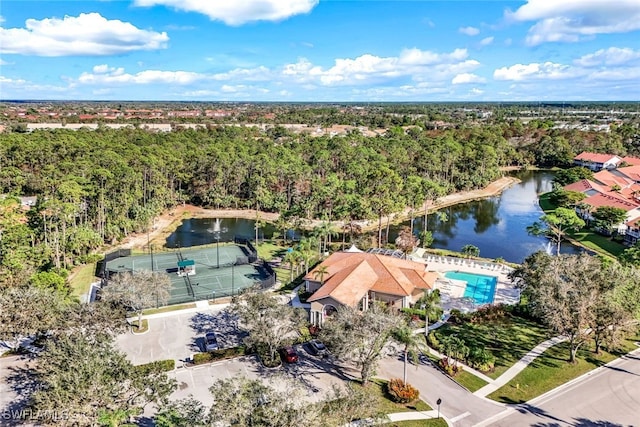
450,411,471,423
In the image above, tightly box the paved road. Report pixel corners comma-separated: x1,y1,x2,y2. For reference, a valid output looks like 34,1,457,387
378,355,505,427
484,352,640,427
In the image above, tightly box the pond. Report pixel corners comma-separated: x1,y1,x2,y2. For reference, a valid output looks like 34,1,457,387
165,170,581,263
387,170,582,263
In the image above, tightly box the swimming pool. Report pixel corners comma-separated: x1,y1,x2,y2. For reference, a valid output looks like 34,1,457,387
443,271,497,305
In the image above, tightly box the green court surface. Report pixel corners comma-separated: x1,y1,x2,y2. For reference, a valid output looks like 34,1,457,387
104,245,270,305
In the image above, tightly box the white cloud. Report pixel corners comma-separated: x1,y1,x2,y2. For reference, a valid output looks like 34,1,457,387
78,68,205,85
470,88,484,95
283,48,478,86
574,47,640,67
459,26,480,36
452,73,486,84
134,0,318,25
480,36,494,46
0,13,168,56
508,0,640,45
494,62,577,81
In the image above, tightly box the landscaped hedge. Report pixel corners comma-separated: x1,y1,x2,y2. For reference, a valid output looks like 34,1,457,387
135,359,176,373
192,346,247,365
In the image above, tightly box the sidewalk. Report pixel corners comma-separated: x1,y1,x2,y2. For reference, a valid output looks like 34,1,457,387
344,410,450,426
473,335,567,397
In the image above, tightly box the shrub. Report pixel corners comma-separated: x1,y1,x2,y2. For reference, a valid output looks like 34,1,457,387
400,307,425,320
386,378,420,403
426,332,440,351
135,359,175,373
466,347,495,372
470,304,509,323
438,358,462,377
448,309,469,324
192,346,246,365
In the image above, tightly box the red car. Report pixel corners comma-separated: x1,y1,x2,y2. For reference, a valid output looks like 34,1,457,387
279,346,299,363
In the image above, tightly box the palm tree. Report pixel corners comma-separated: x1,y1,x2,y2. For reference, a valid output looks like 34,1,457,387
392,324,424,384
461,244,480,258
283,250,298,283
313,264,329,285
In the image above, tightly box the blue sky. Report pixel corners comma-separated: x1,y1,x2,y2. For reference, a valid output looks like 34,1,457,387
1,0,640,101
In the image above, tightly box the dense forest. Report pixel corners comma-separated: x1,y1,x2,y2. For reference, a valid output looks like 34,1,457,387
0,112,639,287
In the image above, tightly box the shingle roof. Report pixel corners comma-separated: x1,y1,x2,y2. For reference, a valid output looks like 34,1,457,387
306,252,436,307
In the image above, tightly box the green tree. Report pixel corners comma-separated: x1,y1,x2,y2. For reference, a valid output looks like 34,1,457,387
319,304,404,385
230,291,304,364
208,375,320,426
528,207,585,255
0,286,66,350
510,252,636,362
461,244,480,258
313,264,329,285
591,206,628,235
392,324,424,384
100,269,171,328
553,167,594,186
29,333,175,426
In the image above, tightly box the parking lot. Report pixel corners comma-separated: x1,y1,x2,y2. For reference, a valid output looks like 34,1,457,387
169,344,352,406
116,307,354,408
116,306,245,366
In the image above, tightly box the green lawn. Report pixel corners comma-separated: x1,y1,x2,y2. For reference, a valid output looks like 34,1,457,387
384,419,448,427
538,192,625,259
69,263,97,298
433,315,551,379
455,370,489,392
142,302,197,315
488,334,640,404
369,379,432,414
255,241,294,286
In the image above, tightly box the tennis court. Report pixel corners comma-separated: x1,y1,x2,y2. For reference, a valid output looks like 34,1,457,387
104,244,272,305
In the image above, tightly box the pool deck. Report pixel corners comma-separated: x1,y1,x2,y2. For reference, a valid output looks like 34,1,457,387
409,251,521,313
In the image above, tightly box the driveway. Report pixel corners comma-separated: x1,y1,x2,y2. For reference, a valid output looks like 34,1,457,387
116,307,245,366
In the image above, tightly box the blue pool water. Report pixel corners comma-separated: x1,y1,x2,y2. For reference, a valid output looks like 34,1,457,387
443,271,498,305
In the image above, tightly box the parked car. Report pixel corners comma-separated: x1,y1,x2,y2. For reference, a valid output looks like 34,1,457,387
308,339,327,356
204,332,219,352
279,346,299,363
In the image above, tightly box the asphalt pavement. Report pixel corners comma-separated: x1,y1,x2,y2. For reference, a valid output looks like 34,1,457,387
481,350,640,427
378,354,505,427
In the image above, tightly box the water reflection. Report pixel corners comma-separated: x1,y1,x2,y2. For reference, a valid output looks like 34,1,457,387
166,171,581,263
